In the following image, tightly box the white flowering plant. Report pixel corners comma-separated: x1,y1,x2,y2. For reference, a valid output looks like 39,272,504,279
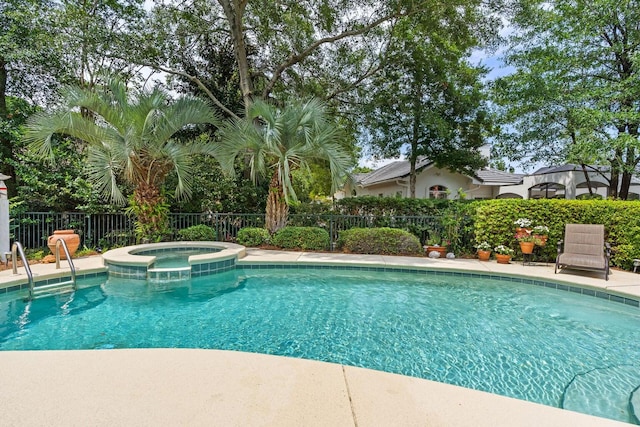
494,245,515,255
513,218,532,228
532,225,549,234
475,241,492,251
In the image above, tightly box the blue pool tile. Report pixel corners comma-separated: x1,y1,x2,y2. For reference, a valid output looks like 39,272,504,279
610,295,624,304
624,298,639,307
595,291,610,300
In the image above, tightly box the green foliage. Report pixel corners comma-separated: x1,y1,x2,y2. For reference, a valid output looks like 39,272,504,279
337,227,422,255
270,226,330,251
236,227,270,247
473,199,640,267
75,246,99,257
125,196,171,243
335,196,450,216
493,0,640,199
168,154,267,214
177,224,217,241
25,248,45,261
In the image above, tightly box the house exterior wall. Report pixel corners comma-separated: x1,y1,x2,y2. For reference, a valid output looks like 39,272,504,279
352,166,498,200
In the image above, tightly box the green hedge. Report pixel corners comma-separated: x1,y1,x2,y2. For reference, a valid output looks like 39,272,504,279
177,224,217,241
337,227,423,255
473,199,640,268
271,227,330,251
237,227,270,247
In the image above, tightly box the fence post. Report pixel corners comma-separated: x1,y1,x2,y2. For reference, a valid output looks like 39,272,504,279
214,213,219,241
330,215,335,251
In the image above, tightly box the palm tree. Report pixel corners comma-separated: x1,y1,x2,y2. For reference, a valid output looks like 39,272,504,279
216,98,353,233
25,78,220,241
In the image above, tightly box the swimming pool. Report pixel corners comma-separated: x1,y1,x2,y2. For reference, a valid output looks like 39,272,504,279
1,267,639,424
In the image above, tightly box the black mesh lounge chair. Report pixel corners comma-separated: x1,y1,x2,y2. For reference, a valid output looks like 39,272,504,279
555,224,611,280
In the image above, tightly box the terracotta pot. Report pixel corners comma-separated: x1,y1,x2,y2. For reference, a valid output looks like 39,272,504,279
425,246,447,257
534,235,548,246
477,250,491,261
515,227,532,239
47,229,80,259
495,254,512,264
519,241,535,254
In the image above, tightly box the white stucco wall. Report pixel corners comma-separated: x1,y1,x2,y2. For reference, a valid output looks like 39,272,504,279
353,166,499,200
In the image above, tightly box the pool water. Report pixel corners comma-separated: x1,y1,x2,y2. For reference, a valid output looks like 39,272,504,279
148,248,219,268
1,268,639,423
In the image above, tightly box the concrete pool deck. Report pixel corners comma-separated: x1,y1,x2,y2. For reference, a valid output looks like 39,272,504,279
0,249,637,426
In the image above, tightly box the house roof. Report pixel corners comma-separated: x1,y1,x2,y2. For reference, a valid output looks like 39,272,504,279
531,164,640,186
357,157,433,186
532,164,594,175
356,157,522,187
475,169,524,185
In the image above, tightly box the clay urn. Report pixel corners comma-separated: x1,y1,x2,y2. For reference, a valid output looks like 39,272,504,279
47,229,80,259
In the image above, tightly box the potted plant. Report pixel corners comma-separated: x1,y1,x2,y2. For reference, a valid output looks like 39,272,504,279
494,245,515,264
475,241,492,261
424,232,447,257
514,218,532,239
532,225,549,246
515,232,536,254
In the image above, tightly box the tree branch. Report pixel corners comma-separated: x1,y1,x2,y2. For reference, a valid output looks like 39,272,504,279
261,3,424,99
142,62,239,120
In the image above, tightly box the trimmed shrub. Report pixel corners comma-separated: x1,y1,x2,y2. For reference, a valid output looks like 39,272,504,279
177,224,217,241
237,227,270,247
271,226,330,251
337,227,422,255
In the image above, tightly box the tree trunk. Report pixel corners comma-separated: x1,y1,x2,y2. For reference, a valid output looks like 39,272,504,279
579,163,593,196
608,147,622,199
409,70,422,199
218,0,254,113
266,171,288,234
0,56,6,118
132,182,169,242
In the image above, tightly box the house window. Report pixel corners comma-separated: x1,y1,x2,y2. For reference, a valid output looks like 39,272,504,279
429,185,448,199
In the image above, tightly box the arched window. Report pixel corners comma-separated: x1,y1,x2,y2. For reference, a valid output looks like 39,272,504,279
429,185,448,199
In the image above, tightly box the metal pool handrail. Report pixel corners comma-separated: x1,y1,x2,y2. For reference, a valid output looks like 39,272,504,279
55,239,77,289
11,241,34,290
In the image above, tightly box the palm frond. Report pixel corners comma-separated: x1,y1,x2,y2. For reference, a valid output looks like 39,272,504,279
86,145,127,205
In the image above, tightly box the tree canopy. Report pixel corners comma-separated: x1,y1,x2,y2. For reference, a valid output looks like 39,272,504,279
493,0,640,199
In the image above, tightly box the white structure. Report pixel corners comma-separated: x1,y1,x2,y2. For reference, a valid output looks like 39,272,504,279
340,162,640,200
496,165,640,200
0,173,10,262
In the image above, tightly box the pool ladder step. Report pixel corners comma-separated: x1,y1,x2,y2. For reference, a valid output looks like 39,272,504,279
30,280,76,299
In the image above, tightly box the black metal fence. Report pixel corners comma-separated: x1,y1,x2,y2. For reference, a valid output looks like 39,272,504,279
10,212,461,252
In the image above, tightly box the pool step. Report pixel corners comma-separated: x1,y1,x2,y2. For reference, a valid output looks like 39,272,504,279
30,280,76,299
561,364,640,424
147,266,191,282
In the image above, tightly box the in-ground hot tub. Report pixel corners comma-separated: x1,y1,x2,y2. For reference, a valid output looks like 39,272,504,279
102,241,246,281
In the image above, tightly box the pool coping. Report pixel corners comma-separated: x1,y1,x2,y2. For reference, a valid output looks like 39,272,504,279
102,241,246,267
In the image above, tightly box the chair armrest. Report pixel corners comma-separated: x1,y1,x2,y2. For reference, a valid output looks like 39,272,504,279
557,239,564,254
